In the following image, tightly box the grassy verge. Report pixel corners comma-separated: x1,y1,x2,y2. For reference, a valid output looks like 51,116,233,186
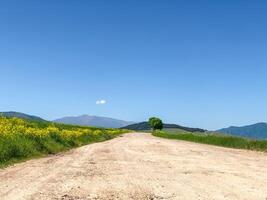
0,117,129,167
152,130,267,152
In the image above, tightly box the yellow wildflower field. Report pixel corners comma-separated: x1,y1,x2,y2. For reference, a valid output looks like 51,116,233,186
0,117,127,166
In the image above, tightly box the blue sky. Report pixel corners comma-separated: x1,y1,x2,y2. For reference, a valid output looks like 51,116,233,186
0,0,266,130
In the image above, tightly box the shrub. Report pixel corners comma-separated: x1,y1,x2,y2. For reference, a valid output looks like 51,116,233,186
148,117,163,130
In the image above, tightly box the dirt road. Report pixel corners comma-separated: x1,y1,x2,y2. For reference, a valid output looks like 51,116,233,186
0,133,266,200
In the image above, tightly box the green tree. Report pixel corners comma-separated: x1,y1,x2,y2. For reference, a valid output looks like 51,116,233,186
148,117,163,131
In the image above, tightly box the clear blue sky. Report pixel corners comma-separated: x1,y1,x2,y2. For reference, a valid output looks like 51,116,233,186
1,0,266,130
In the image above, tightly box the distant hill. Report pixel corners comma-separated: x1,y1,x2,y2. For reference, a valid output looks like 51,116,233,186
217,123,267,139
53,115,135,128
0,111,46,122
121,122,206,132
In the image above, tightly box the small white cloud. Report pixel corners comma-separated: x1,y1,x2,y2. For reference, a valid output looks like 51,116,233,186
96,99,106,105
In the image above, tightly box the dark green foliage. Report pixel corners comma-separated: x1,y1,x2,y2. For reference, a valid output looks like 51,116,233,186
148,117,163,130
153,130,267,152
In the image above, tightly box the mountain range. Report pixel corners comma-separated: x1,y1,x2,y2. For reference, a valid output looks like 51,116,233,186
1,111,266,139
217,123,267,139
121,122,206,132
0,111,46,122
53,115,135,128
0,112,134,128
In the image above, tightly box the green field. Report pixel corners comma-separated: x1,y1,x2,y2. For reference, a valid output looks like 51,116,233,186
0,117,128,167
153,129,267,152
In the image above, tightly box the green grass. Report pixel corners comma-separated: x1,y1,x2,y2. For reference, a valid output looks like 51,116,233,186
152,130,267,152
0,117,129,168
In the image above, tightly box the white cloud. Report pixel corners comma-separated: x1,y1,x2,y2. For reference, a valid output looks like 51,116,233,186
96,99,106,105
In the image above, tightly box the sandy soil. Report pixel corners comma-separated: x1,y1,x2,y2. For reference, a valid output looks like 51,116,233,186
0,133,266,200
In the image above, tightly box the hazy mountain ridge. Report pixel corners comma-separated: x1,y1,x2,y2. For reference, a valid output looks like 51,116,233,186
217,122,267,139
121,122,206,132
0,111,46,122
53,115,135,128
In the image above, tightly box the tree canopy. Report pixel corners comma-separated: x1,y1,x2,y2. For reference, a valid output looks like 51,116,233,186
148,117,163,130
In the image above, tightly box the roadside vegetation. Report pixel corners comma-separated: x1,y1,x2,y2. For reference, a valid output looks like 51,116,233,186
153,129,267,152
0,117,128,167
